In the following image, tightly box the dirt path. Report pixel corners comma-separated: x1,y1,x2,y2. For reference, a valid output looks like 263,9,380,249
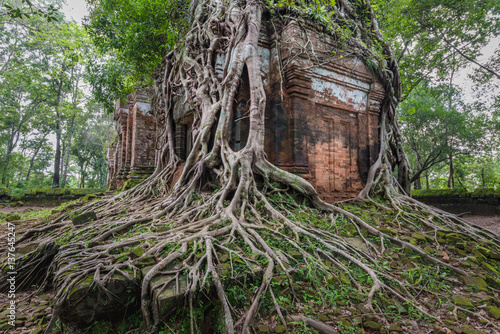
0,205,55,214
462,215,500,233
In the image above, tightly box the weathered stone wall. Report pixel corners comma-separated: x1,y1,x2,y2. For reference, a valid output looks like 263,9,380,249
269,22,384,201
0,188,104,207
110,21,386,201
107,91,156,190
413,189,500,215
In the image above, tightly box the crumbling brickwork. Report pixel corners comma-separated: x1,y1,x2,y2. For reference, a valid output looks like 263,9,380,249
227,21,383,201
108,21,385,201
107,91,156,189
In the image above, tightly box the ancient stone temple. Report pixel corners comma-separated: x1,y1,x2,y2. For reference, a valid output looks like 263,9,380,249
108,21,384,201
106,91,156,189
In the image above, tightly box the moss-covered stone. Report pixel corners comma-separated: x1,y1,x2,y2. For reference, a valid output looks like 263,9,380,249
486,305,500,320
461,326,489,334
412,189,469,198
318,314,329,321
71,211,97,225
275,325,286,333
452,295,474,308
389,323,402,332
5,213,21,222
484,275,500,289
468,256,479,263
448,246,466,257
257,325,270,333
380,227,398,235
481,262,498,275
472,249,487,262
61,272,140,326
445,233,464,243
152,273,188,317
82,194,97,202
488,250,500,260
411,232,429,242
363,320,382,330
461,276,488,292
345,237,369,253
128,246,145,259
476,247,491,257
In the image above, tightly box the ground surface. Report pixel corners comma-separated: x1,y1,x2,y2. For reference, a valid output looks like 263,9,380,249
0,205,55,214
463,216,500,233
1,203,499,333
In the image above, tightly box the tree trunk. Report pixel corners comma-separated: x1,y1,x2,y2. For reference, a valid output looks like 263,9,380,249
414,177,421,189
481,167,485,187
1,133,13,186
61,79,79,188
52,75,65,189
2,120,23,185
25,134,48,182
447,153,454,189
80,161,88,189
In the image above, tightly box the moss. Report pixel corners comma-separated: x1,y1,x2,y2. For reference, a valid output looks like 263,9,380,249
257,325,270,333
363,320,382,330
471,188,500,197
6,213,21,222
389,323,403,332
462,326,489,334
481,262,499,275
412,189,469,198
82,194,97,202
411,232,429,243
129,246,145,259
461,276,488,292
486,305,500,320
45,188,67,196
413,188,500,199
275,325,286,333
380,227,397,235
452,295,474,308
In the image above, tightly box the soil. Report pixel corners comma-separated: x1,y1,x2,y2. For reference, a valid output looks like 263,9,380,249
0,205,55,214
1,206,499,333
463,215,500,233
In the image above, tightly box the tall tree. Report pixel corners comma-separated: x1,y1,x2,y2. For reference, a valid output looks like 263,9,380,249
29,21,88,188
398,84,486,189
373,0,500,99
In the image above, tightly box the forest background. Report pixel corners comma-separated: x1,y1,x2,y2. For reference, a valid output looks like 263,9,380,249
0,0,499,194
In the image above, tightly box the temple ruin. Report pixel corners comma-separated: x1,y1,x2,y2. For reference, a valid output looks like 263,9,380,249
106,91,156,190
107,21,384,201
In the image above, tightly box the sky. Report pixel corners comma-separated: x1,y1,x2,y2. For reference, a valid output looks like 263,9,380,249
61,0,89,24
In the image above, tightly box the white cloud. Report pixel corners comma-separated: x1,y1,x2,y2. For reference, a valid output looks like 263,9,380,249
61,0,89,24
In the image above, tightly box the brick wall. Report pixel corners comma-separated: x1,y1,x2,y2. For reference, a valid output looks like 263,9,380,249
107,92,156,189
108,21,388,201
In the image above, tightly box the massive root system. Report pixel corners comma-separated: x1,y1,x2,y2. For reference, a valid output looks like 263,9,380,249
2,1,500,333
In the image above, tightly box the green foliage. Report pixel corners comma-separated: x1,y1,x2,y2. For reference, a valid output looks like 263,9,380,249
0,6,112,190
398,83,498,190
373,0,500,99
84,0,189,107
1,0,60,22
